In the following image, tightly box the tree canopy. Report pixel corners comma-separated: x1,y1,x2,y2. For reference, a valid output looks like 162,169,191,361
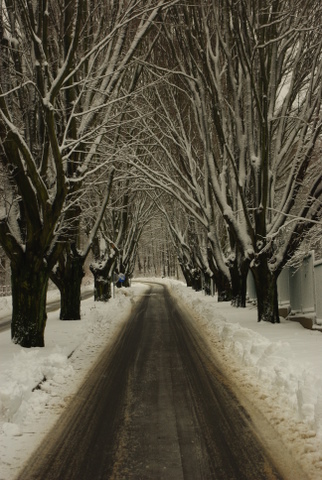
0,0,321,346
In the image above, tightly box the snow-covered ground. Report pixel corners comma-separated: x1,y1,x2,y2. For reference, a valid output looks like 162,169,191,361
1,279,322,479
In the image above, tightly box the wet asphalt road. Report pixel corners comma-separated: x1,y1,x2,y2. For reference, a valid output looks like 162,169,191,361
16,284,300,479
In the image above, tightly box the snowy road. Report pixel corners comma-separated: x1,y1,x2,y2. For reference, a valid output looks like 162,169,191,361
16,283,306,479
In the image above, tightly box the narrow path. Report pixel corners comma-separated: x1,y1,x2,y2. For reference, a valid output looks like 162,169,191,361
16,284,304,479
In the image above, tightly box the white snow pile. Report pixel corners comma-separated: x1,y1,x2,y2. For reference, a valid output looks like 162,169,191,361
167,280,322,478
0,283,148,480
1,348,74,434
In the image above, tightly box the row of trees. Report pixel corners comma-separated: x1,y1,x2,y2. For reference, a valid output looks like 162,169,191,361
0,0,178,347
129,0,322,323
0,0,321,347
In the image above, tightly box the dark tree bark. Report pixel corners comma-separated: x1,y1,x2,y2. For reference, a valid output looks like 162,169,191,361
178,259,193,287
207,250,232,301
203,271,212,296
51,244,85,320
93,275,112,301
251,261,280,323
229,257,249,308
90,255,115,301
191,269,202,292
215,270,232,302
11,254,50,348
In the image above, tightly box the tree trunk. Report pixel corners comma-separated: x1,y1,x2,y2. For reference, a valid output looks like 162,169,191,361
51,246,85,320
11,257,49,348
90,259,114,301
93,272,112,301
178,260,193,287
207,247,232,301
230,258,249,308
203,272,212,295
191,269,202,291
215,270,233,302
251,262,280,323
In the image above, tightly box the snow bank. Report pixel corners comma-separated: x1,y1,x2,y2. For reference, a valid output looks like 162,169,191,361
1,348,73,426
0,283,148,480
167,280,322,478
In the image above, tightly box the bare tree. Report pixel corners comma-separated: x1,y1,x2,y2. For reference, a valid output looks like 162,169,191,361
157,0,322,322
128,78,233,298
0,0,178,346
51,167,114,316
